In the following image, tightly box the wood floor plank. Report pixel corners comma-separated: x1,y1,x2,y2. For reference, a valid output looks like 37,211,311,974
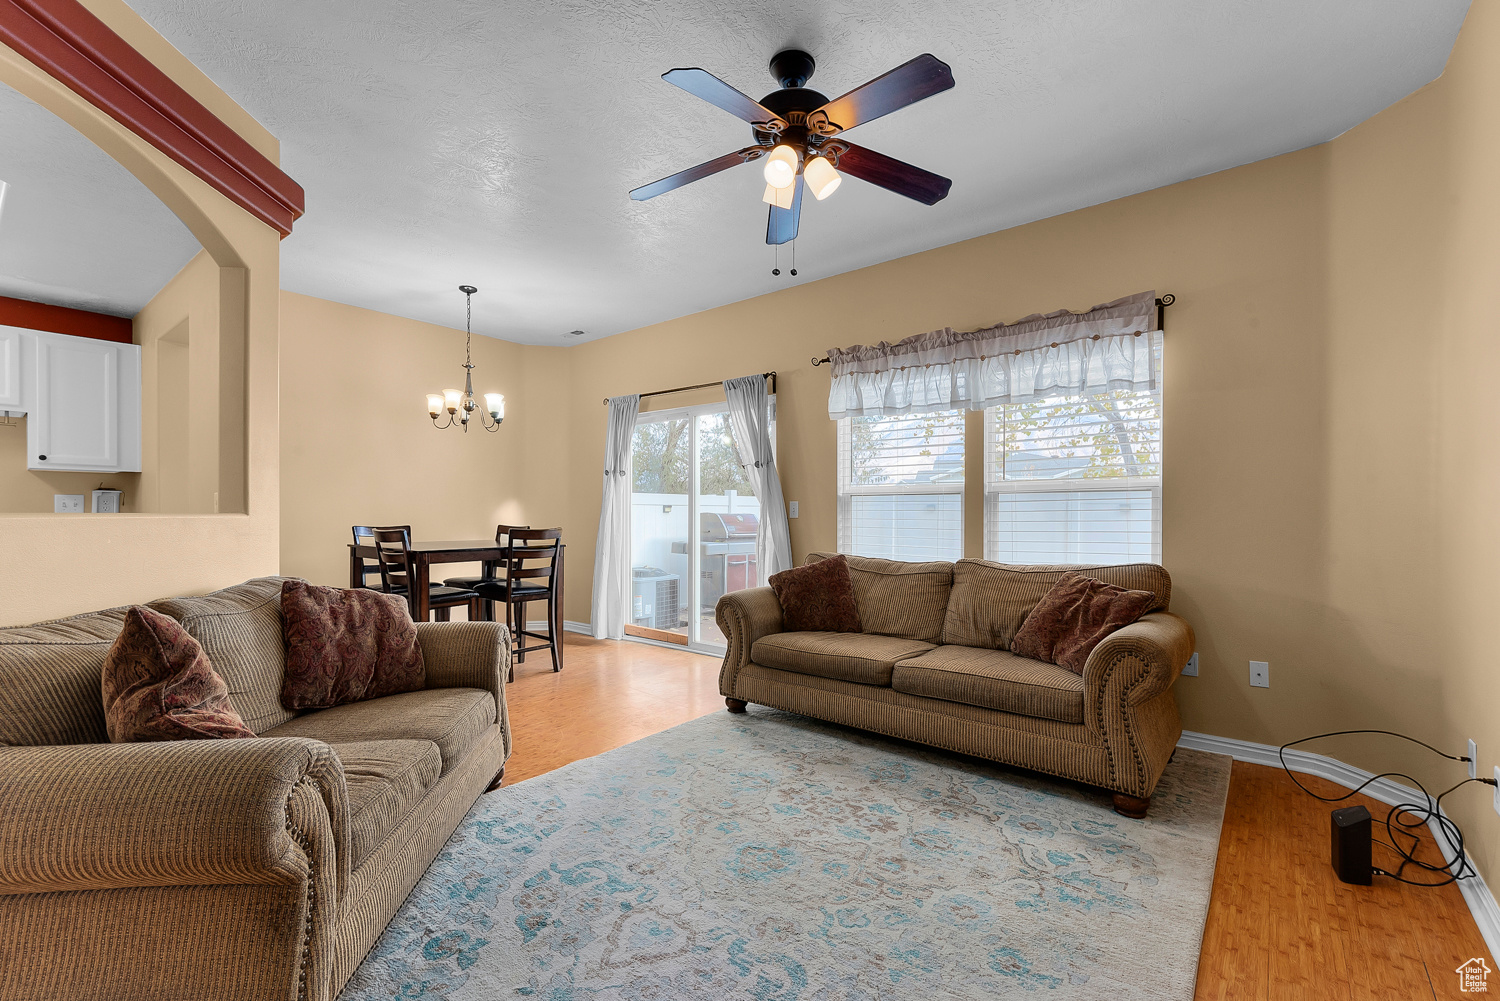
498,636,1493,998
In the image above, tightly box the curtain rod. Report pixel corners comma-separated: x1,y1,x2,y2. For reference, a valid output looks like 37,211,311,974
808,294,1177,366
603,371,777,405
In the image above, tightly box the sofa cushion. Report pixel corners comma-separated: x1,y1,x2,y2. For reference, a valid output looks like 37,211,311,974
752,632,935,686
263,687,495,774
804,552,952,643
150,577,296,734
1012,572,1157,674
768,554,861,633
280,580,425,711
942,559,1171,650
891,645,1085,723
0,607,127,745
329,739,442,867
102,606,256,742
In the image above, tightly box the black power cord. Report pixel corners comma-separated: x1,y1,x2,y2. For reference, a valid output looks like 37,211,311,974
1279,729,1497,888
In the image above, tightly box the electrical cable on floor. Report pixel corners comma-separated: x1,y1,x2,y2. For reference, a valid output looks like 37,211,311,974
1279,729,1496,888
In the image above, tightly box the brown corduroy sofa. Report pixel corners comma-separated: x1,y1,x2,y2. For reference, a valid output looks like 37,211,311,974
716,554,1192,817
0,577,511,1001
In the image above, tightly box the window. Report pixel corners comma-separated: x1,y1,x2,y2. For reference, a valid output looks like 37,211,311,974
837,410,964,561
984,379,1161,564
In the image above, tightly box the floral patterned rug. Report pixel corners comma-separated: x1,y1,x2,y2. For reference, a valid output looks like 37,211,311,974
343,707,1231,1000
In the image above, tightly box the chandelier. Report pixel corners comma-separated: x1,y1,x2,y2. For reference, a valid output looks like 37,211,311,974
427,285,503,432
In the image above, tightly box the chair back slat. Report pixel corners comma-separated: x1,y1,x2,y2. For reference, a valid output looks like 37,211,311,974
504,528,562,588
372,528,414,600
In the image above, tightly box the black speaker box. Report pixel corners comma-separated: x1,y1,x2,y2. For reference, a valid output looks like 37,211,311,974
1331,805,1373,885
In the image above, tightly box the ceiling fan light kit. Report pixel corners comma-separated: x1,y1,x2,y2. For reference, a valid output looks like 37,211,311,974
427,285,504,433
629,48,956,244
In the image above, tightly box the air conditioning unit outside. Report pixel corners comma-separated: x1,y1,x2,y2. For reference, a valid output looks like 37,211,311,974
631,567,681,631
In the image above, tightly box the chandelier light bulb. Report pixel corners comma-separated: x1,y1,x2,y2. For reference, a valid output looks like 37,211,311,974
426,394,443,417
762,144,798,189
762,183,795,210
804,154,841,200
485,393,505,421
443,389,462,414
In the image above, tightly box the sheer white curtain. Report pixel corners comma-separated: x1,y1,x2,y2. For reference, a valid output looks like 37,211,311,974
723,374,793,579
826,290,1160,417
591,394,639,639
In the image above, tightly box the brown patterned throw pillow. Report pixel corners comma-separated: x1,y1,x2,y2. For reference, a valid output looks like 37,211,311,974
280,579,425,710
1011,571,1156,675
768,554,862,633
102,605,256,742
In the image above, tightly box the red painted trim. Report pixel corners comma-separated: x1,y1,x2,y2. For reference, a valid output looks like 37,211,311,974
0,0,304,236
0,295,132,342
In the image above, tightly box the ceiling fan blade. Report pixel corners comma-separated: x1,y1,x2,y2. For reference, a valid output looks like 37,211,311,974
807,54,954,136
832,142,951,205
662,68,789,131
766,175,804,245
630,146,763,201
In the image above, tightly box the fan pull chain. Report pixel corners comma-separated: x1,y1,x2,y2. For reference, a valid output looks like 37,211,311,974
772,242,780,277
790,239,798,277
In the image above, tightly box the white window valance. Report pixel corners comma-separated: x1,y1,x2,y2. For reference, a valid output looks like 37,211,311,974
826,290,1161,419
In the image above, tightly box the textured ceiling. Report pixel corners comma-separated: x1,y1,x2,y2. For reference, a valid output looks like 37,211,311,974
28,1,1475,338
0,83,200,316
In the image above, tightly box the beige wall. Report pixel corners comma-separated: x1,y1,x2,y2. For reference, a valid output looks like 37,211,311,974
277,292,531,589
0,0,280,623
512,2,1500,874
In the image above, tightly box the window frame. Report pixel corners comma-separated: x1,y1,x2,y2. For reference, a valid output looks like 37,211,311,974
835,409,966,560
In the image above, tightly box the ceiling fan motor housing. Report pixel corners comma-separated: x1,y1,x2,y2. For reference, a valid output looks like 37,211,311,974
769,49,816,89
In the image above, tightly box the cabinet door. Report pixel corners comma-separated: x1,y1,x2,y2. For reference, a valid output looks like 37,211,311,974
30,334,119,470
0,326,24,409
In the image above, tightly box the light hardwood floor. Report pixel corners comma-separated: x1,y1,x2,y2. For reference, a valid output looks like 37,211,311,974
504,634,1494,999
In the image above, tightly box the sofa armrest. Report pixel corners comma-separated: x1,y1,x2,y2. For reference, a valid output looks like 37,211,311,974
0,736,348,900
417,620,512,761
716,586,784,698
1081,612,1194,712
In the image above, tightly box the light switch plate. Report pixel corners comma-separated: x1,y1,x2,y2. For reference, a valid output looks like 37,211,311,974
1249,660,1270,688
788,500,799,518
1492,766,1499,818
54,494,84,513
1469,739,1478,780
1182,652,1199,677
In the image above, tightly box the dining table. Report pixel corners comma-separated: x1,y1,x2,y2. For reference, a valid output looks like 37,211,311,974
348,538,564,669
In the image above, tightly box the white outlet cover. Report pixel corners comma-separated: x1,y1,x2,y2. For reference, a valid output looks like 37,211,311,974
53,494,84,513
1470,739,1478,780
788,500,799,519
1183,652,1199,677
1249,660,1270,688
1493,766,1499,818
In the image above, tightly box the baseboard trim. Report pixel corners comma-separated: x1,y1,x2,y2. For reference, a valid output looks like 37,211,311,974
519,619,593,635
1180,729,1500,959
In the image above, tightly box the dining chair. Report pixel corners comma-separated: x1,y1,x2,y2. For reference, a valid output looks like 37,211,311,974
372,527,482,622
474,528,562,678
352,524,411,589
443,524,530,597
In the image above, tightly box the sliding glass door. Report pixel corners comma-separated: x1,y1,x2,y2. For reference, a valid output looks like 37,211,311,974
628,400,770,653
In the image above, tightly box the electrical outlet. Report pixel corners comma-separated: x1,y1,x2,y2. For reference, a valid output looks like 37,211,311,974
1469,739,1478,780
1249,660,1270,688
53,494,84,513
1182,652,1199,677
1493,766,1499,818
788,500,799,519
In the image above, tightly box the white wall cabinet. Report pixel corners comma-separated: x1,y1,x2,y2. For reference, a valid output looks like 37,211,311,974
0,326,25,409
0,325,142,473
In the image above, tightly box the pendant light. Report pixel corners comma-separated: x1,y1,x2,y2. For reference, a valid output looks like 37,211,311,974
427,285,503,432
762,144,799,188
803,154,841,200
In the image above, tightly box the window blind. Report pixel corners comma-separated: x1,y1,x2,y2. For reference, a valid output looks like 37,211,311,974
837,410,964,561
984,381,1161,565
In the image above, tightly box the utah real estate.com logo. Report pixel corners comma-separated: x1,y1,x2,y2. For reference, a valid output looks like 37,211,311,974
1459,957,1492,993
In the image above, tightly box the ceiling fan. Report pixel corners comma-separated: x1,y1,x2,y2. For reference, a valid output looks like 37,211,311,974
629,49,955,245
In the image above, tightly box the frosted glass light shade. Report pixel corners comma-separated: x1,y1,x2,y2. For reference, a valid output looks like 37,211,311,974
426,394,443,416
762,183,794,210
443,389,462,413
804,155,841,200
484,393,505,419
762,144,798,189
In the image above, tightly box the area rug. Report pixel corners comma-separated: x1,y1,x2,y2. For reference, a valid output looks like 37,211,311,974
343,708,1231,1000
